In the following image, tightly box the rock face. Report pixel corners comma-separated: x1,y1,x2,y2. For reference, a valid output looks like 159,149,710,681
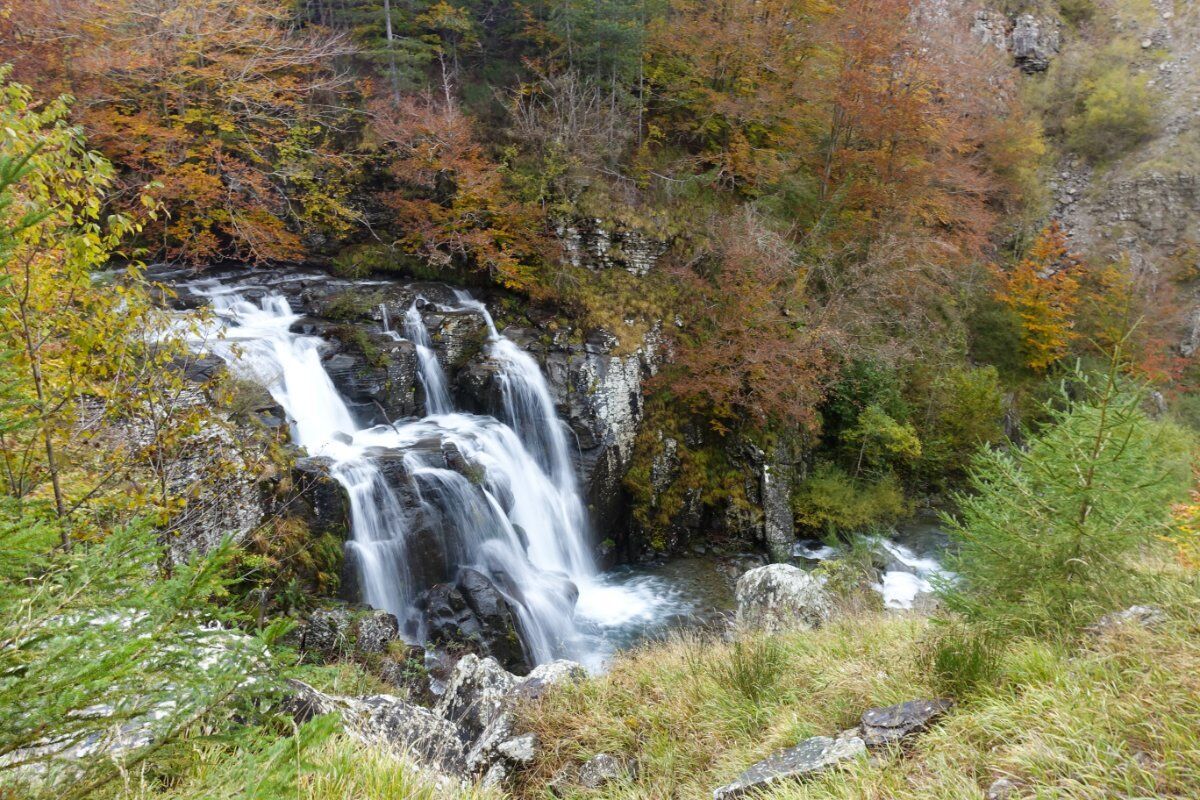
735,564,831,632
557,217,669,277
713,735,866,800
970,10,1060,73
858,699,953,747
1010,14,1060,73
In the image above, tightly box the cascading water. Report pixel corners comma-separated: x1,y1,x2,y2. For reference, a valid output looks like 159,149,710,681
190,278,671,669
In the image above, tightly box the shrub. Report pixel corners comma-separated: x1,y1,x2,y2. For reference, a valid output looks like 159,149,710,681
919,365,1006,486
792,463,911,535
1065,64,1158,163
939,363,1192,637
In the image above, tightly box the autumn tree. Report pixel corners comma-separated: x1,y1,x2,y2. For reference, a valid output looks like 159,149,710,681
0,74,227,541
643,0,826,193
664,208,831,434
371,94,551,293
994,222,1081,372
3,0,361,266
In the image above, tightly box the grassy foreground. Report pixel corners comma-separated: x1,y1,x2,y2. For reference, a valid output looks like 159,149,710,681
515,596,1200,800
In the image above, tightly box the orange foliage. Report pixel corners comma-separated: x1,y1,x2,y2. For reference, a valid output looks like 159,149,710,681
371,95,551,293
1,0,359,265
994,222,1081,372
665,210,832,433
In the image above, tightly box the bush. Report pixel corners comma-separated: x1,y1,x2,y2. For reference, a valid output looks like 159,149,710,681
792,463,911,535
939,364,1192,637
1065,64,1158,163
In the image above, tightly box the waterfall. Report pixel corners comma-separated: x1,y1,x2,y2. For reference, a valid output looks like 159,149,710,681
404,302,453,416
192,280,658,669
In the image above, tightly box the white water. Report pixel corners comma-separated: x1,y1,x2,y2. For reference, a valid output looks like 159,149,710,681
192,280,666,669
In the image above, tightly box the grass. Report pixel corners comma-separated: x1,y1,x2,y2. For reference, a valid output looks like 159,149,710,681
112,733,502,800
515,590,1200,800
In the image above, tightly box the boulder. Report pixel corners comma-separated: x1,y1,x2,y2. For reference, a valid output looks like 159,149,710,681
1087,605,1168,635
292,457,349,537
301,606,400,661
434,654,519,740
857,699,953,748
287,680,469,778
735,564,831,632
712,735,866,800
497,733,538,765
516,659,587,700
418,568,530,674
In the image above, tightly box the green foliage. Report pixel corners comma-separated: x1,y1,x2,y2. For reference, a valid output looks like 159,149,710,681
918,366,1006,485
939,362,1192,637
843,404,922,478
792,462,911,536
923,622,1003,698
0,512,290,799
702,635,785,705
1065,64,1158,163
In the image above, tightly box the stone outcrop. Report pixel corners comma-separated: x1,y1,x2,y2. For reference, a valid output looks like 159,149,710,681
713,734,867,800
713,697,953,799
557,218,669,277
288,679,470,777
1087,604,1169,635
970,10,1061,73
300,605,400,661
735,564,831,633
287,653,584,786
1010,14,1061,73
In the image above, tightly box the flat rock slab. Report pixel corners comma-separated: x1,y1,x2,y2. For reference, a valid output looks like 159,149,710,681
859,698,953,747
712,735,866,800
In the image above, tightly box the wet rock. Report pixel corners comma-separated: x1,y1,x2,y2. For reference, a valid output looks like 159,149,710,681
456,567,528,673
418,569,530,674
857,699,953,748
712,735,866,800
430,309,490,370
292,457,349,536
286,679,469,778
1088,605,1168,634
736,564,831,633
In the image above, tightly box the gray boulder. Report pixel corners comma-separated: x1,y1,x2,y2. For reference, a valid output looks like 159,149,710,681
712,735,866,800
434,654,518,740
735,564,831,632
858,699,953,748
1088,605,1168,635
516,658,587,700
300,606,399,661
497,733,538,765
287,679,469,777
